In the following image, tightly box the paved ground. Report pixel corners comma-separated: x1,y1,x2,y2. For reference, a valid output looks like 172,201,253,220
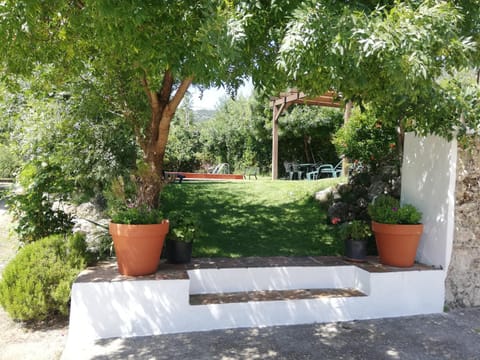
62,307,480,360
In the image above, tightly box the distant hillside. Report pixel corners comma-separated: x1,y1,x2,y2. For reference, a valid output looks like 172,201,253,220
194,109,216,122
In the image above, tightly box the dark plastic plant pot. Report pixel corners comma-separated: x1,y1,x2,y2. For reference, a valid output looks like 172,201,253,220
166,238,193,264
344,238,368,262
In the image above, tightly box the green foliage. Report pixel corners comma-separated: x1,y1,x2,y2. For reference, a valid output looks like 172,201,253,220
110,206,164,225
396,205,423,225
276,0,480,139
166,210,199,243
164,94,203,172
93,233,115,260
103,176,138,214
0,1,243,87
333,108,399,168
278,105,344,166
4,77,138,198
368,195,422,225
68,232,95,267
199,96,271,172
197,96,343,175
338,220,372,241
0,233,90,321
7,162,74,243
0,144,20,178
227,1,305,92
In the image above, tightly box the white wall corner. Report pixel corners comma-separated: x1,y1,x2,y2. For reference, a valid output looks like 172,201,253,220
401,132,457,271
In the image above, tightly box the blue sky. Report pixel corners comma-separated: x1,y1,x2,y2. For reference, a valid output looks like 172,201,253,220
190,78,254,110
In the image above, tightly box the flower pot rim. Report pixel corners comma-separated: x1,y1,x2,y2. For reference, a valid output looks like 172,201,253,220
371,220,423,227
109,220,170,238
110,219,169,226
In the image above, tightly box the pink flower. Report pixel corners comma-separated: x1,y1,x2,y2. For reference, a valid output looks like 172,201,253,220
331,217,341,225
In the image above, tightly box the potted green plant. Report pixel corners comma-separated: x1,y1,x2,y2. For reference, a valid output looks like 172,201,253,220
339,220,372,262
165,210,198,264
109,206,169,276
368,194,423,267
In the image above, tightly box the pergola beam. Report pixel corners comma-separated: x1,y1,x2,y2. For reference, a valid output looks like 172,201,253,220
271,91,339,108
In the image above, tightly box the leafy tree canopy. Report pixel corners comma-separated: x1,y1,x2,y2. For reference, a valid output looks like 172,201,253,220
1,0,254,207
275,0,480,137
1,1,241,84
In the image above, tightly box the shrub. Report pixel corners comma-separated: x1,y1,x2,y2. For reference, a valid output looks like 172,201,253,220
333,108,399,169
167,210,199,243
6,162,74,243
368,195,422,224
0,233,91,321
0,144,20,178
338,220,372,241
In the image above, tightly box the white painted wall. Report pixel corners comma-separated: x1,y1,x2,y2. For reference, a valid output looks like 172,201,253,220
66,265,444,347
401,133,457,270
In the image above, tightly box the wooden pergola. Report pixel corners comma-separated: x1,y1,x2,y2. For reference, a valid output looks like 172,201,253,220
270,89,352,179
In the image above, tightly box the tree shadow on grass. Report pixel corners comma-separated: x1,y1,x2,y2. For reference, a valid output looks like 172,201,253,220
161,182,342,257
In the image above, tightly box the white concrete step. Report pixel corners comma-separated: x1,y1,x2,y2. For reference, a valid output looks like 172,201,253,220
67,258,444,345
189,288,366,305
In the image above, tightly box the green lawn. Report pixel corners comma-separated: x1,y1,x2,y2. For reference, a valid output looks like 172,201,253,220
160,178,343,258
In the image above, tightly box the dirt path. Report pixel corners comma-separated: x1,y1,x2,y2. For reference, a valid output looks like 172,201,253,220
0,199,68,360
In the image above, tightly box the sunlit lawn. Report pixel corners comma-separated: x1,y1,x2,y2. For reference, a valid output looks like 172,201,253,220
160,177,344,258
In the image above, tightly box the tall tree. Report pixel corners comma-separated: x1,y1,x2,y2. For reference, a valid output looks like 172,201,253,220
0,1,251,208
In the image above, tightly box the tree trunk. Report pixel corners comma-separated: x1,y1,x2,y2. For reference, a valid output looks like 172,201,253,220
135,70,193,209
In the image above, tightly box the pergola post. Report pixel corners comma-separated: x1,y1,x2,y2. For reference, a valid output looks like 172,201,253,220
271,102,286,180
342,100,353,177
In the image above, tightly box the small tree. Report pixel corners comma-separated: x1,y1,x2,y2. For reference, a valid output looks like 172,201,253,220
333,108,399,169
0,1,256,209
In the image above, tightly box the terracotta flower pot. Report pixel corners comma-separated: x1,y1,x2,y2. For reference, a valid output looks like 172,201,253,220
109,220,169,276
371,221,423,267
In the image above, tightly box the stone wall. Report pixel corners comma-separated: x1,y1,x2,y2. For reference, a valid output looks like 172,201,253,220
445,141,480,308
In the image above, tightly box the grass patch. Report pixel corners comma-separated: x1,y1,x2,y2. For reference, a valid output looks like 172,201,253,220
160,178,343,258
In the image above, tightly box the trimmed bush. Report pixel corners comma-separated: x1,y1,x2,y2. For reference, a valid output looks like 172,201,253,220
0,233,91,321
